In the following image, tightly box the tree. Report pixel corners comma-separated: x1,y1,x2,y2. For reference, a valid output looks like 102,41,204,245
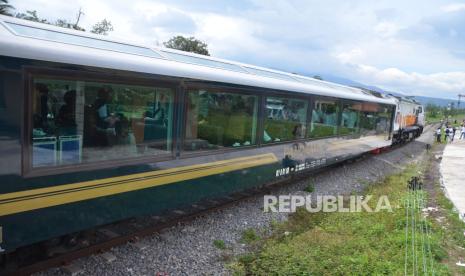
90,19,114,35
0,0,14,16
426,103,440,118
15,10,86,31
12,7,113,35
163,36,210,56
15,10,48,23
313,75,323,80
55,19,85,31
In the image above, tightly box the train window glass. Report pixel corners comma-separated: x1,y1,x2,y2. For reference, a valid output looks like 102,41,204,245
161,51,248,73
309,99,339,138
6,22,163,59
31,78,173,168
244,67,297,82
184,89,258,151
377,105,393,135
263,97,307,143
294,76,322,86
359,103,392,136
340,102,360,135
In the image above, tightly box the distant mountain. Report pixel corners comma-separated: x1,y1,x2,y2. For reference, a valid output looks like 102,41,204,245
320,74,402,95
411,96,457,107
319,74,456,107
317,75,366,88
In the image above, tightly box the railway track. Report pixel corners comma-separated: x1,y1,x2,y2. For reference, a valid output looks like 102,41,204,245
0,125,435,276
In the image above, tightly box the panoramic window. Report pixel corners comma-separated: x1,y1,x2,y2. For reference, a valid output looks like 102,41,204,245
244,67,297,82
6,22,163,59
309,99,339,138
184,89,258,151
340,102,360,135
263,96,307,143
31,77,173,168
359,103,392,136
161,51,248,73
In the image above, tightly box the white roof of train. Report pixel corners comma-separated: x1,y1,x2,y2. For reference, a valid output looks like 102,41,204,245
0,15,396,105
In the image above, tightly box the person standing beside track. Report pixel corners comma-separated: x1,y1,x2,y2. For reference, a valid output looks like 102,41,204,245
436,127,442,143
445,126,450,142
449,126,455,142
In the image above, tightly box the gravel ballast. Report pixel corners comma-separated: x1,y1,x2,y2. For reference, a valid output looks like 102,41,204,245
37,126,434,276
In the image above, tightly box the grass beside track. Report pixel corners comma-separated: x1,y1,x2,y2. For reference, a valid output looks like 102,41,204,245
427,112,465,125
230,153,465,275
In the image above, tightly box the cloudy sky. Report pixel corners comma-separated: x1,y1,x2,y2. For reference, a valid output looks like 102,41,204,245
9,0,465,99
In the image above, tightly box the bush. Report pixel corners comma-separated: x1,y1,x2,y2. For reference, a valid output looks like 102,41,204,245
304,182,314,193
213,239,226,250
240,228,259,244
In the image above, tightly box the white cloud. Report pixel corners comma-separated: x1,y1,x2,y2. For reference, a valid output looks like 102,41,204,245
374,21,400,38
440,3,465,13
352,64,465,98
9,0,465,99
334,48,364,64
192,14,261,56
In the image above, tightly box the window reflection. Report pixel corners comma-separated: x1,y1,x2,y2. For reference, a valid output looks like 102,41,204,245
184,89,258,151
31,78,173,168
359,103,392,136
309,100,339,138
263,97,307,143
340,102,360,135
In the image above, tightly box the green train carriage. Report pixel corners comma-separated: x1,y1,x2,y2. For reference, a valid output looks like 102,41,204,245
0,15,397,252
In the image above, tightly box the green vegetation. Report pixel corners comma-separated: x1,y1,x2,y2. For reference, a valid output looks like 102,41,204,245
197,112,255,147
339,126,358,136
308,123,337,138
240,228,260,244
426,103,465,125
429,113,465,126
231,164,455,275
303,181,314,193
213,239,226,250
447,114,465,127
2,2,113,34
90,19,114,35
0,0,14,16
264,119,301,142
163,35,210,56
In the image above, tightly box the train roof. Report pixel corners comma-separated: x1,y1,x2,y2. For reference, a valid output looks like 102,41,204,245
390,95,422,105
0,15,396,105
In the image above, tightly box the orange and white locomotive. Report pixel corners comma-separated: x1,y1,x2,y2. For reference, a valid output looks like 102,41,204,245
392,97,425,144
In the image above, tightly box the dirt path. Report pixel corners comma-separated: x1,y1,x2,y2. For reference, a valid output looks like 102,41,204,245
423,142,465,275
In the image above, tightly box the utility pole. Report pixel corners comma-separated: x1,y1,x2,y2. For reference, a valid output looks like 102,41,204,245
458,94,465,108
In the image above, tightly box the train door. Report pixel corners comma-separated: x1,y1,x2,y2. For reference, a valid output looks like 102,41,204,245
417,105,425,126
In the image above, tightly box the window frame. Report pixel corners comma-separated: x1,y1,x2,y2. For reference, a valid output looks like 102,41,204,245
339,99,363,138
308,95,341,139
22,67,179,177
357,102,393,137
378,103,396,138
179,82,262,158
262,94,310,144
257,90,312,146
